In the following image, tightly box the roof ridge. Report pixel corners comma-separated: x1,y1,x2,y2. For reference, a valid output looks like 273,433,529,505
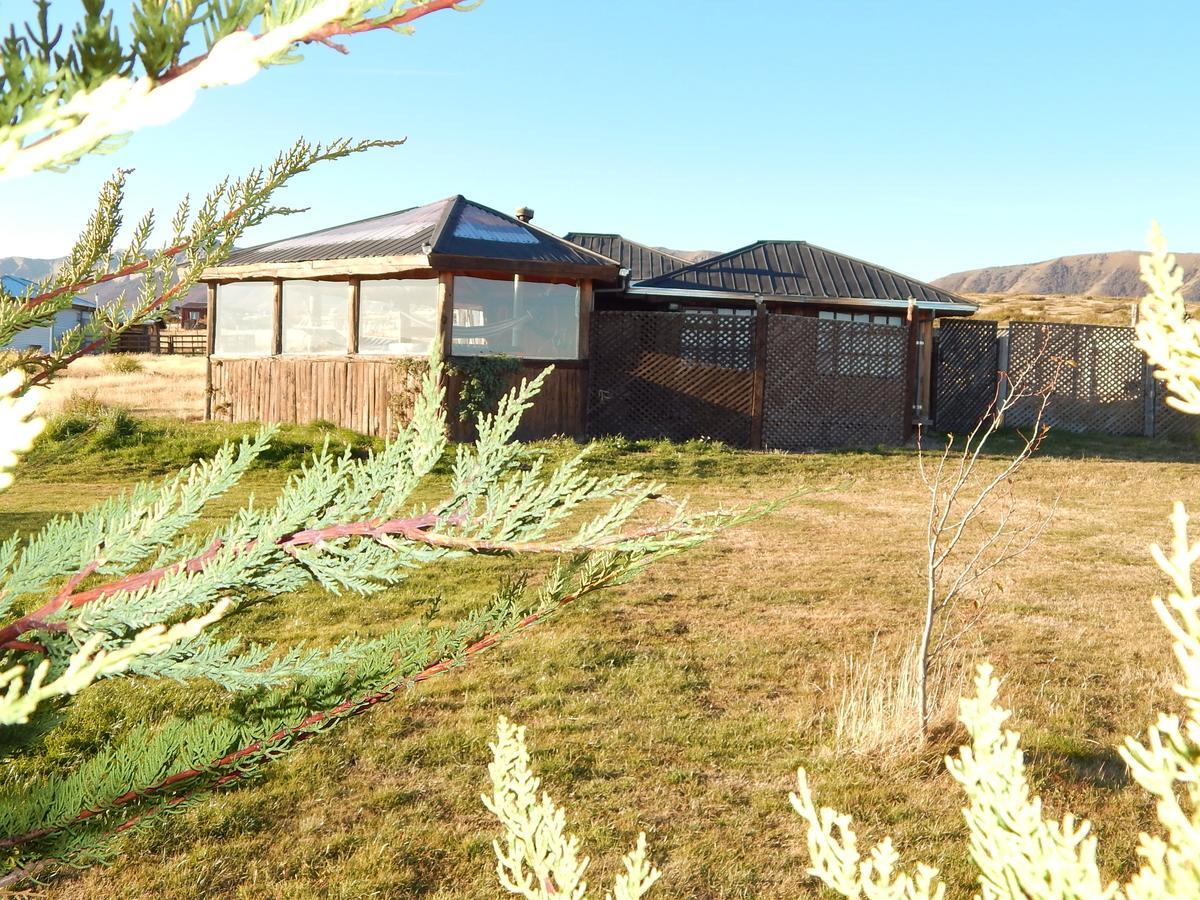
637,238,972,307
636,239,769,286
566,232,691,263
794,239,971,306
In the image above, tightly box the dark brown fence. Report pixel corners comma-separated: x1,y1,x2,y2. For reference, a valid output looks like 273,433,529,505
587,310,756,445
934,319,998,434
587,309,913,450
763,316,909,450
1007,321,1145,435
933,319,1195,439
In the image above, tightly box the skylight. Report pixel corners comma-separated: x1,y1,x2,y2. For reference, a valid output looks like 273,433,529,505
452,204,538,244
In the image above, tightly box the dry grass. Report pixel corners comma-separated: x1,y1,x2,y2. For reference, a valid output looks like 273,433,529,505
0,430,1195,897
40,354,205,421
964,292,1200,326
830,638,971,758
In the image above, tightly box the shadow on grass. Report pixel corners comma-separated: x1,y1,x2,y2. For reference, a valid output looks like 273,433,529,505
1028,738,1131,791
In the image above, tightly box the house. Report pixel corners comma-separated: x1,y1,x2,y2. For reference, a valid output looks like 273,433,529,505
172,290,209,329
202,196,617,438
202,195,975,449
1,275,95,352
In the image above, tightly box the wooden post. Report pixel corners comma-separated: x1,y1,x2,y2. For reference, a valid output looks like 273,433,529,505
577,279,593,360
749,297,768,450
902,301,919,441
271,279,283,356
204,282,216,421
348,277,361,355
436,272,454,360
995,329,1011,426
1143,360,1157,437
914,313,934,426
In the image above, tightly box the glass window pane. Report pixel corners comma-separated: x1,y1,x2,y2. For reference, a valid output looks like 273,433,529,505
358,278,439,355
451,276,579,359
213,282,273,356
282,280,349,355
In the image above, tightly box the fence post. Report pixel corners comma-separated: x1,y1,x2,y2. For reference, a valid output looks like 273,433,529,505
995,329,1011,426
1143,360,1157,437
749,297,768,450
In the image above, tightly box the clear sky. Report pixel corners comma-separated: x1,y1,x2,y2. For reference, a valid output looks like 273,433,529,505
2,0,1199,280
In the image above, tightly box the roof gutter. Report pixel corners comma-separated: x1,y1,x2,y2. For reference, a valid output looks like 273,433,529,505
623,285,976,312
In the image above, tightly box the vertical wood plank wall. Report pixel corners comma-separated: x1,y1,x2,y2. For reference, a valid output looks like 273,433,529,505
208,356,587,440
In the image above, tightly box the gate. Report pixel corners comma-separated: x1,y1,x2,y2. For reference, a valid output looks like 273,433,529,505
933,318,999,433
587,310,756,445
1007,322,1145,435
762,315,909,450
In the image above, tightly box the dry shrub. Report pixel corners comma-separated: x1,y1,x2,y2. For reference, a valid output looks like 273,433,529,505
103,353,144,374
831,638,970,757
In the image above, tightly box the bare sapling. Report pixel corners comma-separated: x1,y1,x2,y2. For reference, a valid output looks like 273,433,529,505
914,340,1064,740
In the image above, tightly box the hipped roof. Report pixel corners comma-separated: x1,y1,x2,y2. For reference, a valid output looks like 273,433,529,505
208,196,619,278
563,233,689,282
632,240,973,309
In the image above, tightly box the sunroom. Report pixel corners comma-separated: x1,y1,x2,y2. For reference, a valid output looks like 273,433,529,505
201,196,619,438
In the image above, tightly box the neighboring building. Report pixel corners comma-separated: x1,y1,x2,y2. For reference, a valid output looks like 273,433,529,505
1,275,95,352
174,290,208,329
202,195,976,448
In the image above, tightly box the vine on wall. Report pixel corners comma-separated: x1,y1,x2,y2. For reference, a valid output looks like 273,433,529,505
389,355,522,434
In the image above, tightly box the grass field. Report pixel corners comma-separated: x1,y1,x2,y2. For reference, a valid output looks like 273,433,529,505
963,291,1200,326
3,412,1198,897
40,355,206,421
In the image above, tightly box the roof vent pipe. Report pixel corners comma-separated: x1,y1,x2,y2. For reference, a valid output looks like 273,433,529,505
515,206,534,223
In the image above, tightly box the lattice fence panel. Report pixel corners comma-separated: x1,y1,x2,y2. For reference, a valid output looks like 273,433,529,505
587,310,755,445
762,315,909,450
1007,321,1145,435
1155,380,1199,439
934,318,998,434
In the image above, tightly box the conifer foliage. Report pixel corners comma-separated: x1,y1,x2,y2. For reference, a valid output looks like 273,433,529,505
0,0,751,889
0,361,745,886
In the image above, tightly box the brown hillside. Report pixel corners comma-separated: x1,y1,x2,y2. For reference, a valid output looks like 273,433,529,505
935,251,1200,300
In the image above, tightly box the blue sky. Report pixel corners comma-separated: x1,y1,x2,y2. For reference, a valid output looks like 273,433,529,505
2,0,1198,280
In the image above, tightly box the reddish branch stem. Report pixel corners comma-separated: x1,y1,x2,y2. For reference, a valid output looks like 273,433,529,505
0,571,606,854
0,511,674,650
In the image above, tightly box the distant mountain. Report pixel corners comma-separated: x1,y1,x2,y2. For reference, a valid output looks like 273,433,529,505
0,256,62,282
934,251,1200,301
657,247,720,265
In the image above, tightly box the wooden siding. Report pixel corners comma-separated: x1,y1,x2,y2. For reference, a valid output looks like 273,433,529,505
208,355,586,440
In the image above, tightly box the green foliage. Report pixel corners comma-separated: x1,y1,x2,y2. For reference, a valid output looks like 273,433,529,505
0,362,750,886
0,0,471,175
0,136,397,389
449,355,524,423
485,716,661,899
101,353,142,374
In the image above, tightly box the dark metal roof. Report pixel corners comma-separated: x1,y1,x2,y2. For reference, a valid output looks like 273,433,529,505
635,240,972,307
216,201,445,267
213,196,618,271
563,233,688,282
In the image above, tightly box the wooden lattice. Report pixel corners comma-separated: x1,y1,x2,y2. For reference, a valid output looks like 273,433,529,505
1155,379,1199,439
933,319,999,434
762,315,909,450
1007,321,1145,435
587,310,755,445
